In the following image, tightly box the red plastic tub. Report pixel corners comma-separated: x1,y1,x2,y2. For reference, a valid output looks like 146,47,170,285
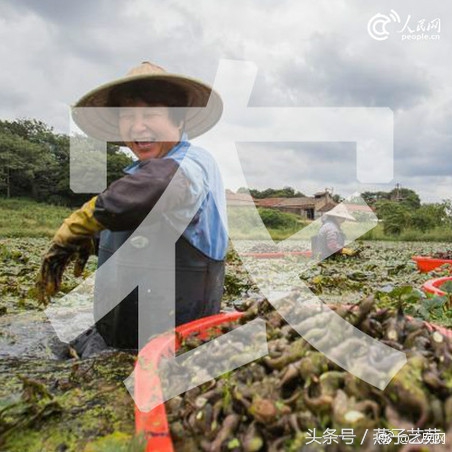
412,255,452,273
134,308,452,451
240,250,312,259
422,276,452,297
134,311,243,452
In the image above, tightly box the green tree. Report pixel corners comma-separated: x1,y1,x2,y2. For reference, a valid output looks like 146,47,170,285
375,200,411,235
0,119,70,202
0,118,55,144
411,203,449,232
0,118,133,206
389,187,421,210
362,188,421,210
106,144,133,186
257,208,299,229
238,186,305,198
0,130,52,198
440,199,452,227
361,191,390,206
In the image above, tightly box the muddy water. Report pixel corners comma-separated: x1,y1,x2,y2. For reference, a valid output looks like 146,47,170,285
0,351,138,451
0,311,67,359
0,308,138,452
0,239,140,451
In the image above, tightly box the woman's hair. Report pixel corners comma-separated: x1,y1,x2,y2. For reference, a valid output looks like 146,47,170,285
108,80,188,125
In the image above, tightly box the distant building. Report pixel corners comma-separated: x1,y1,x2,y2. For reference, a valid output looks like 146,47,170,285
244,190,337,220
225,189,255,207
225,189,377,221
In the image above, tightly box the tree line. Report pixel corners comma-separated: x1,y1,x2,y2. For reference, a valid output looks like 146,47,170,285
237,186,306,199
1,118,450,236
0,118,132,206
239,186,452,236
362,189,452,235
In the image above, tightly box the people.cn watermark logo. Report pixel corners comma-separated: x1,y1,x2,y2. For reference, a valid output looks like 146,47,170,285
368,10,441,41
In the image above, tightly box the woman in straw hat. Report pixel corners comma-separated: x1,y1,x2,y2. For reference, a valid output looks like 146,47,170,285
37,62,227,355
314,204,357,260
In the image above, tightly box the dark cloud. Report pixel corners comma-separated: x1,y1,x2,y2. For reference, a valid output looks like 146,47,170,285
236,142,357,193
271,34,431,109
8,0,122,27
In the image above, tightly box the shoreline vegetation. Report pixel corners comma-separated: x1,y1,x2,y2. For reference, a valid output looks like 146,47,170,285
2,198,452,242
0,198,72,237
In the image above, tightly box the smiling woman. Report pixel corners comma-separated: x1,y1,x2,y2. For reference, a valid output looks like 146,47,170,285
117,102,182,160
111,77,189,161
37,61,229,356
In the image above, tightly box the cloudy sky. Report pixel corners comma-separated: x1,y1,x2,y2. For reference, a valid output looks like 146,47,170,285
0,0,451,201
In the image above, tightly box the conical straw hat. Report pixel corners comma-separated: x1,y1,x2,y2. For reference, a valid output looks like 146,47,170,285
324,203,356,221
72,61,223,144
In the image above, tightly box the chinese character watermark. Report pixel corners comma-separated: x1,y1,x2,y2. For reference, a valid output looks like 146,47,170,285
368,10,441,41
306,428,445,447
49,59,404,412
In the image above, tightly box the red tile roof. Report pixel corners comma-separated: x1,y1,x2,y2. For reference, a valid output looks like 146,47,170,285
254,198,286,207
226,191,255,206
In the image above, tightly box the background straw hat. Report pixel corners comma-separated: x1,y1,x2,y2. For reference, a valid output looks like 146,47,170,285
71,61,223,144
324,204,356,221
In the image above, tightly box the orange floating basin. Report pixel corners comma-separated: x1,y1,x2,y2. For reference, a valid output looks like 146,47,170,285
422,276,452,297
134,311,243,452
240,250,312,259
412,255,452,273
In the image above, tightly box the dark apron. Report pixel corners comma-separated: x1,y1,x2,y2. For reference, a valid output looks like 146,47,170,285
94,229,225,350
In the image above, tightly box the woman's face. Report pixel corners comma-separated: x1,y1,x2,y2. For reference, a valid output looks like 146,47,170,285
118,100,182,160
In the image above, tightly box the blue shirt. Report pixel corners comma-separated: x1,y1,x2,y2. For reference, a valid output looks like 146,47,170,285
124,134,228,261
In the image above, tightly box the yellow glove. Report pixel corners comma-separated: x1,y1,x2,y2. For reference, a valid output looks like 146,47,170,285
341,247,357,256
52,196,103,247
36,197,104,305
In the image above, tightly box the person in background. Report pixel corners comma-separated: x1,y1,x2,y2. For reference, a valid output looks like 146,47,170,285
314,204,357,260
37,61,227,356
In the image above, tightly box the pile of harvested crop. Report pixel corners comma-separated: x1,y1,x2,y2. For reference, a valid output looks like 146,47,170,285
165,297,452,451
